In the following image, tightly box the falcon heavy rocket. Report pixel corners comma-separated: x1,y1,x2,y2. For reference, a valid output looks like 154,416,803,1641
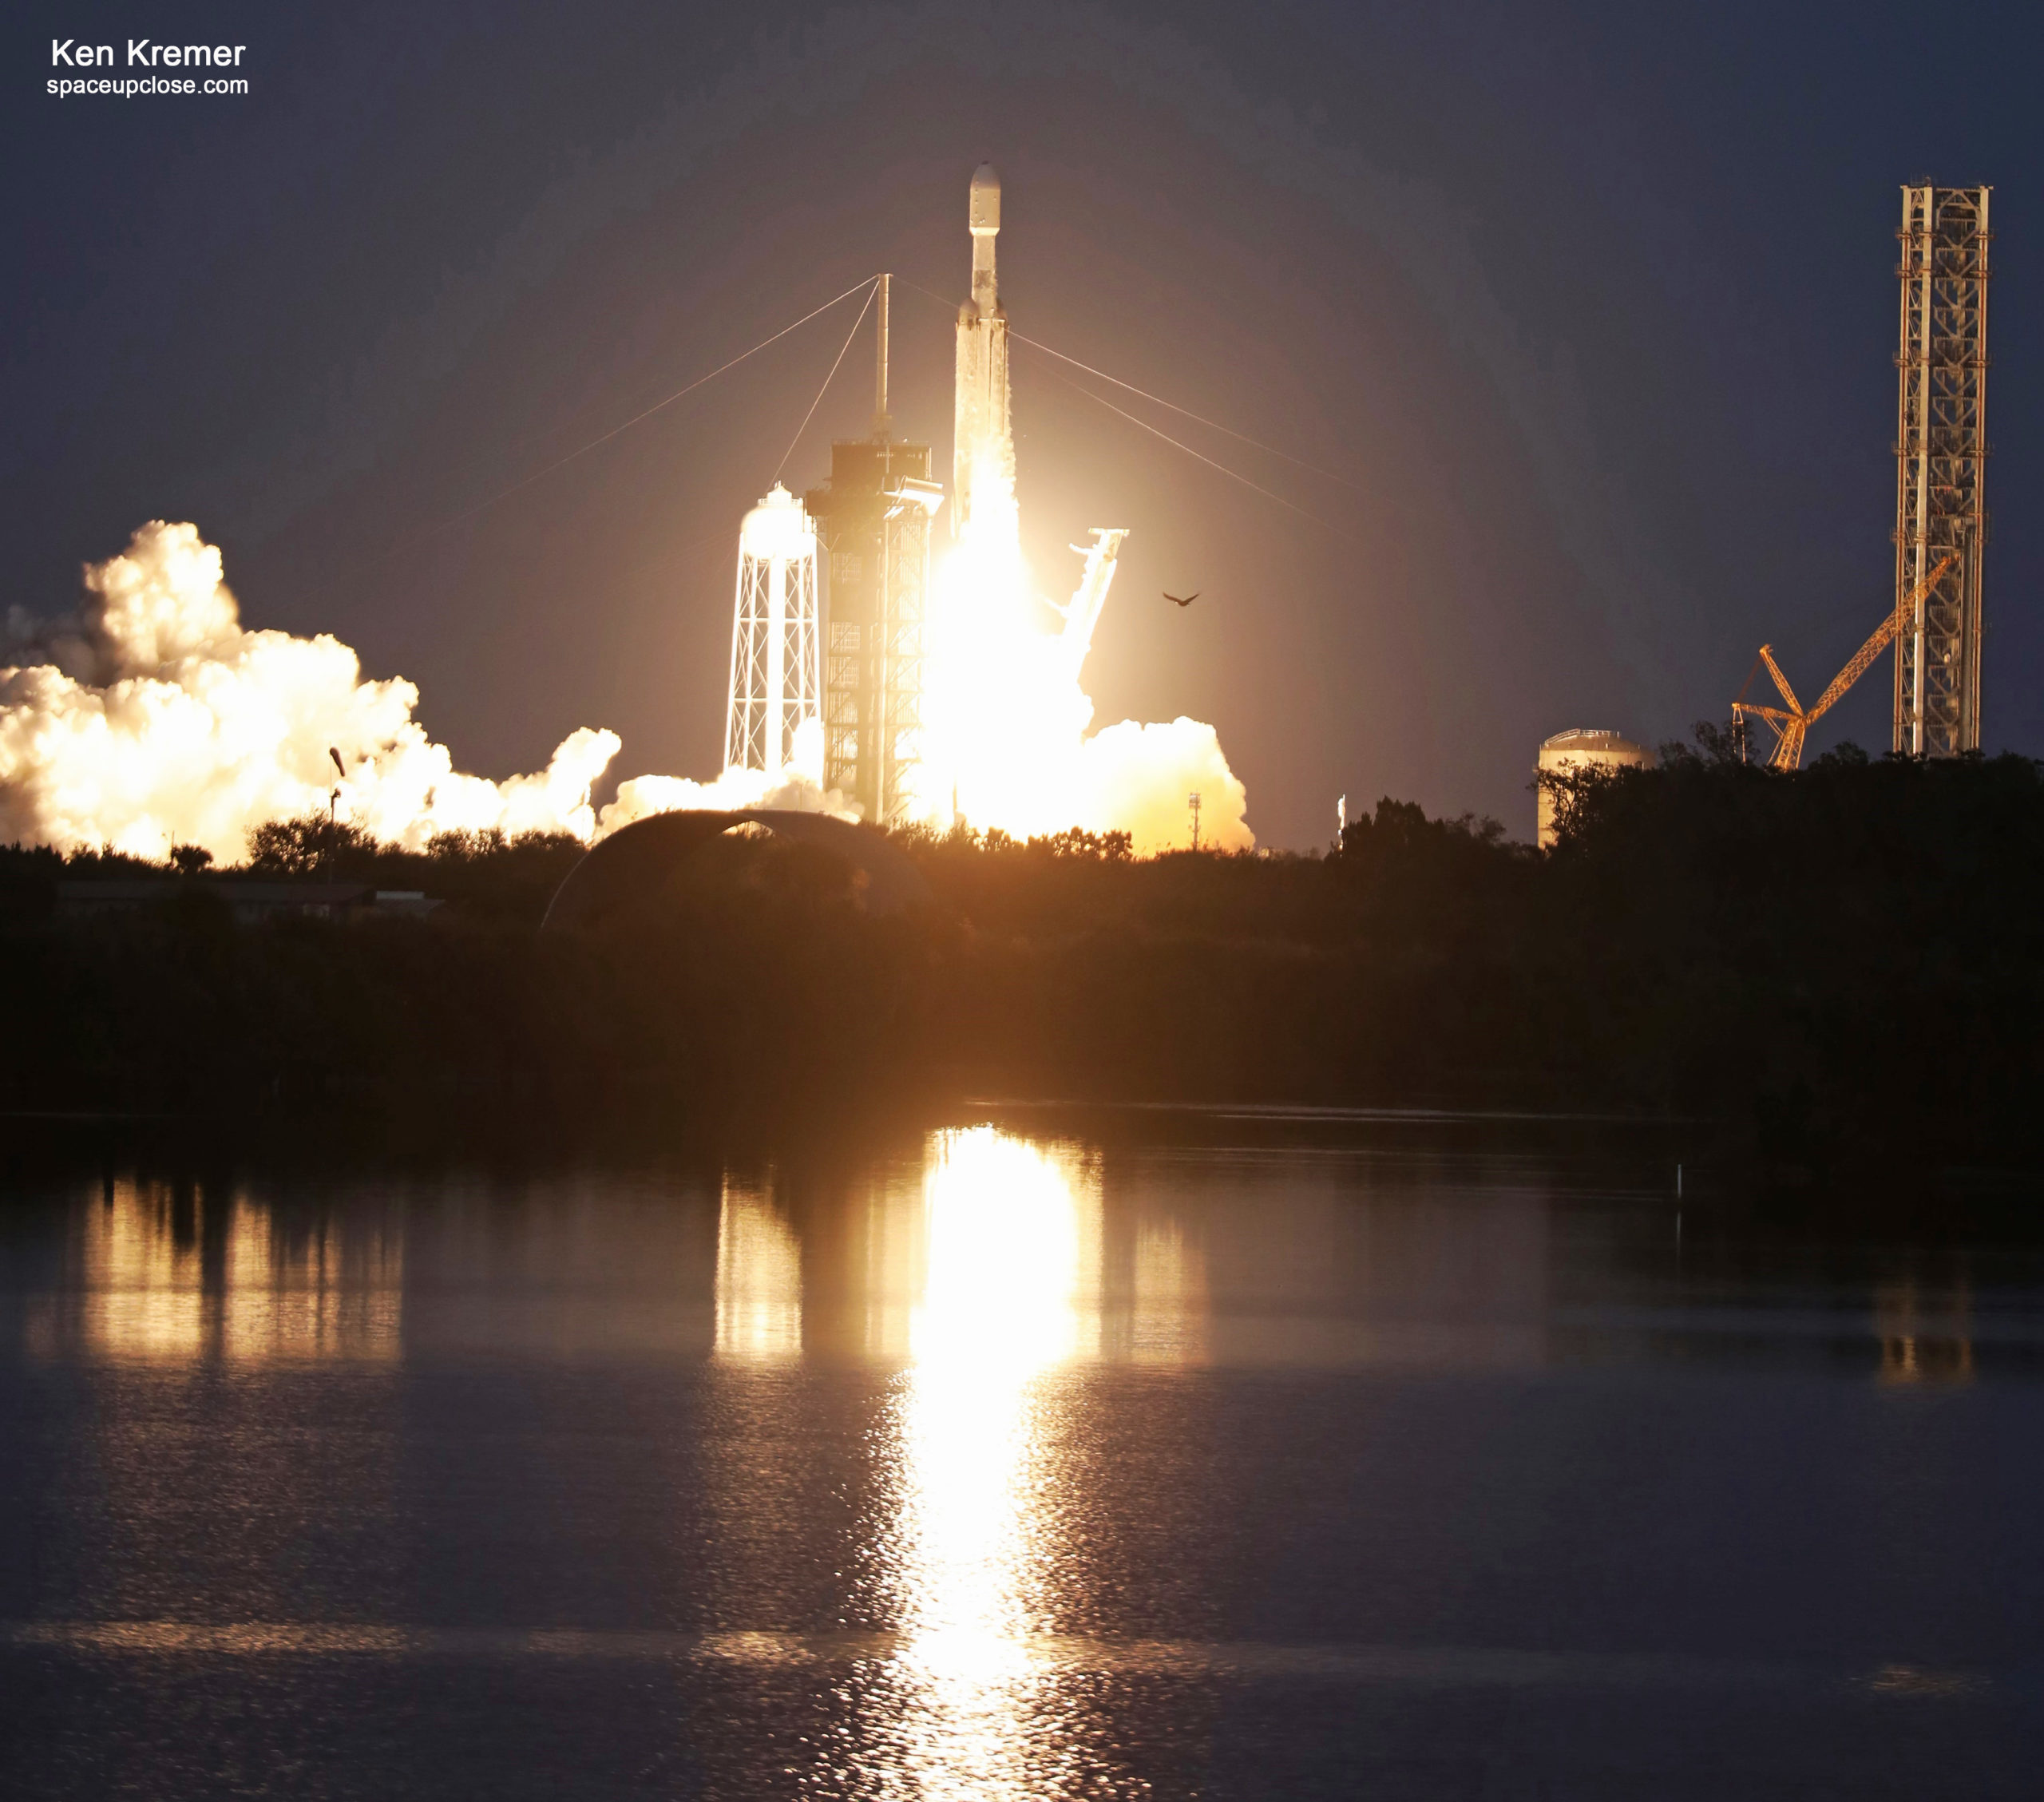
952,163,1013,538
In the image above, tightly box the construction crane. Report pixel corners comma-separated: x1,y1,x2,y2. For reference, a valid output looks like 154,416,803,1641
1733,554,1956,770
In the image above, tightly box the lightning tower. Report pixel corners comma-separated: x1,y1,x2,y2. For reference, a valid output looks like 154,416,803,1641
1893,184,1991,756
724,484,822,778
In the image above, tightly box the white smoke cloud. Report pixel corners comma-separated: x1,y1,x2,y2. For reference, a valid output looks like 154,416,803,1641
1072,716,1250,854
1,519,1233,868
599,763,854,836
0,521,638,861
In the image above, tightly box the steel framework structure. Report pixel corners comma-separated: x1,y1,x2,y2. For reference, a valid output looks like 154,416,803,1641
1893,184,1991,756
822,600,863,804
873,480,941,820
723,485,821,776
810,277,944,826
816,468,941,824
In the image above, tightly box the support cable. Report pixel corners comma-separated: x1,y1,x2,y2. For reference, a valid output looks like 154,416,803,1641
1032,362,1359,544
287,274,881,603
774,278,881,481
458,274,880,528
897,277,1365,491
1010,335,1365,493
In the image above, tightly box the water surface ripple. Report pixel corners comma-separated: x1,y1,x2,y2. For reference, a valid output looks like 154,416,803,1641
2,1122,2039,1798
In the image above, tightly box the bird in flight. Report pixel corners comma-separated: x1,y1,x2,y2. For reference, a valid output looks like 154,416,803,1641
1163,591,1199,608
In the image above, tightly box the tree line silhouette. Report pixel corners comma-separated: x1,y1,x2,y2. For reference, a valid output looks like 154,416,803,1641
6,731,2042,1174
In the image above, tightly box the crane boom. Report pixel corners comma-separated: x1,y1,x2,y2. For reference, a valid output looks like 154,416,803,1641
1757,646,1804,718
1730,554,1957,770
1805,553,1956,727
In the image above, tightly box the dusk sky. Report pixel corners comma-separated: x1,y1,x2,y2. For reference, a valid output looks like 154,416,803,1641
7,0,2034,846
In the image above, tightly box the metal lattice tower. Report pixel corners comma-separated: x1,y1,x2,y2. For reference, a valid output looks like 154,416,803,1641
806,277,944,824
723,485,822,777
874,479,939,818
1893,184,1991,756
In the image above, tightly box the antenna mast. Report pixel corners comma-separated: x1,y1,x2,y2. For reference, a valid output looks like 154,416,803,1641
873,272,892,439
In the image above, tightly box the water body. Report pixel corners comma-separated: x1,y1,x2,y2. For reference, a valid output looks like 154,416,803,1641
2,1115,2040,1799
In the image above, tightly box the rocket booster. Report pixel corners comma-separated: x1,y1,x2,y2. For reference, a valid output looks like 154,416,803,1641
953,162,1013,537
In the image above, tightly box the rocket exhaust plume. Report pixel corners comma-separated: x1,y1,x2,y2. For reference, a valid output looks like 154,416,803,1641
919,164,1252,854
0,521,842,863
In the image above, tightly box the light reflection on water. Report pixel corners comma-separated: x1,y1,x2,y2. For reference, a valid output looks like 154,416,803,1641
22,1135,1997,1392
715,1176,804,1363
718,1129,1135,1795
2,1125,2030,1799
883,1130,1096,1798
1874,1276,1976,1384
23,1175,401,1364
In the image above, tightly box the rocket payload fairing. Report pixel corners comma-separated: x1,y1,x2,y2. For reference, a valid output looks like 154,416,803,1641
953,163,1012,538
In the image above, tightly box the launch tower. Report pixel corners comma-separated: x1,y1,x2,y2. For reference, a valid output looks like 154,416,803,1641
806,275,944,822
1893,184,1991,756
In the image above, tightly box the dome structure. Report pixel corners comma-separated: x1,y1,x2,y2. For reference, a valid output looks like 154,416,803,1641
541,808,933,930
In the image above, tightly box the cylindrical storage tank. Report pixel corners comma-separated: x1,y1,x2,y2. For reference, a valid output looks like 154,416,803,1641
725,485,822,779
1535,728,1652,848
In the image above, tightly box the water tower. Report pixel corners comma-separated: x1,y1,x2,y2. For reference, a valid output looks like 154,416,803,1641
1535,729,1651,848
